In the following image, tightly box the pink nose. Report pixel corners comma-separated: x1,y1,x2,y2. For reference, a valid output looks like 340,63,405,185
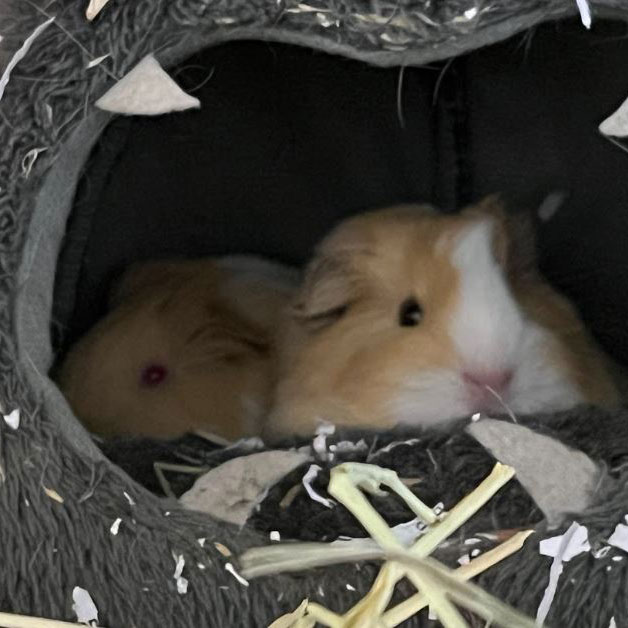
463,369,513,393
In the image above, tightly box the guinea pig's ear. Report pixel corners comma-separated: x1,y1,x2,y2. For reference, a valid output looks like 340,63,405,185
504,209,538,280
292,254,358,331
463,195,538,280
459,195,509,268
109,260,193,308
186,308,270,362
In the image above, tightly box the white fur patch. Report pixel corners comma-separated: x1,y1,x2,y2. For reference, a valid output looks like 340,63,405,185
388,218,582,426
388,369,469,427
449,219,524,371
217,256,300,294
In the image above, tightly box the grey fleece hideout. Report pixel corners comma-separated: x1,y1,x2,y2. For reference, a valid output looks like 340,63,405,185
2,1,628,626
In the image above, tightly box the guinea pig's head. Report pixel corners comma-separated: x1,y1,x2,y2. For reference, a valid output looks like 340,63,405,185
57,258,295,440
267,197,619,437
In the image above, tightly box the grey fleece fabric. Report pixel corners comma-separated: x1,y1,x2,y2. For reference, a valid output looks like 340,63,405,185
1,0,628,626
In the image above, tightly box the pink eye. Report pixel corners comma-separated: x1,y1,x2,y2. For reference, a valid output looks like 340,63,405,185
140,364,168,387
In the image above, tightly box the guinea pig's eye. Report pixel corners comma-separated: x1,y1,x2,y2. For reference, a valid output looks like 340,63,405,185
398,297,423,327
297,304,348,331
140,363,168,387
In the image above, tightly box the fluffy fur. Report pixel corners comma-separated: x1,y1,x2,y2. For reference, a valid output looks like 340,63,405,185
266,198,620,437
56,256,297,439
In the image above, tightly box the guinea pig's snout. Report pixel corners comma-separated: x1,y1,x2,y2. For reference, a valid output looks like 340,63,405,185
462,369,513,409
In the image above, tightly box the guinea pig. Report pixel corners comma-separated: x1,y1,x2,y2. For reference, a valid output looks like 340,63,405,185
56,256,298,440
265,196,621,438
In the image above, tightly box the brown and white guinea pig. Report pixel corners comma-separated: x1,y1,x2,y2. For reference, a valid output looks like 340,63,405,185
265,196,621,438
56,256,298,440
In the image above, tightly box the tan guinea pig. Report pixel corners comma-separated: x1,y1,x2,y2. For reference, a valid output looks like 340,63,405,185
265,196,621,438
56,256,298,440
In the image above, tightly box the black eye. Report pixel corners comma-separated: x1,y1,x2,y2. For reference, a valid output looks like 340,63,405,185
398,297,423,327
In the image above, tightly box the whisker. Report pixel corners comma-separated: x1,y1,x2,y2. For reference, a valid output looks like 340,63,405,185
484,386,518,424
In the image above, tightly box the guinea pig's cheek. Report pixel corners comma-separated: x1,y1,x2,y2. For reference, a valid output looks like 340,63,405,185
382,369,468,427
507,328,583,413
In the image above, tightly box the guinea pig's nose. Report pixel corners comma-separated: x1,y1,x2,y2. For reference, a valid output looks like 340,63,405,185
463,369,513,393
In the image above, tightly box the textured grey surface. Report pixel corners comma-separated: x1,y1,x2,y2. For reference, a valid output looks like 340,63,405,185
0,0,628,626
467,419,605,528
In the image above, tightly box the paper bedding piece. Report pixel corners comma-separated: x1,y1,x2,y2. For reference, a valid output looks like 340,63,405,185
95,55,200,116
466,418,603,527
600,94,628,138
180,450,310,525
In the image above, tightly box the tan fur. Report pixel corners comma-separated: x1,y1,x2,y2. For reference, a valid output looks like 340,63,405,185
56,258,295,439
514,280,620,405
266,200,620,438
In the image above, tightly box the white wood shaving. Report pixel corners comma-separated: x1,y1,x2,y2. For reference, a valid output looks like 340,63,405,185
173,555,184,579
197,537,206,547
609,617,617,628
464,537,481,545
173,554,188,595
329,439,368,455
270,530,281,541
123,491,135,506
176,577,188,594
286,3,321,12
369,438,421,458
302,464,333,508
86,54,110,69
593,546,611,559
95,54,200,116
537,522,590,625
575,0,592,29
110,517,122,535
612,556,623,562
608,522,628,553
0,17,55,104
457,554,471,566
72,586,99,625
3,408,20,430
312,421,335,460
345,583,356,591
471,548,481,558
86,0,111,21
225,562,249,587
44,487,64,503
21,148,47,178
197,563,206,570
471,413,481,422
